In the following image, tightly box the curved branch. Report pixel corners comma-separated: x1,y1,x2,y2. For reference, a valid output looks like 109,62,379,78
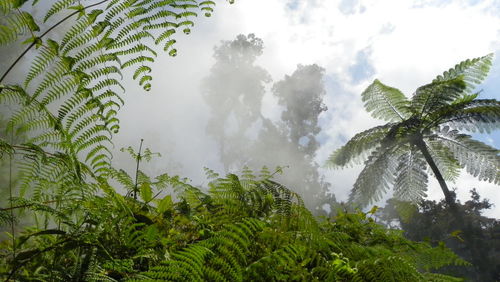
0,0,111,84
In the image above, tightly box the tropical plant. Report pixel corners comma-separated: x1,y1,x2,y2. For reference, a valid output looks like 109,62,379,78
1,163,468,281
0,1,475,280
0,0,231,279
327,54,500,209
378,190,500,281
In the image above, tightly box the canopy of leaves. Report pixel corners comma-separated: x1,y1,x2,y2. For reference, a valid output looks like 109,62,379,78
378,190,500,281
328,54,500,207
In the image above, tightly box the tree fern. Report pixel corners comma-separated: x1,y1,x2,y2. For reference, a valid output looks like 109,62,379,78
328,54,500,208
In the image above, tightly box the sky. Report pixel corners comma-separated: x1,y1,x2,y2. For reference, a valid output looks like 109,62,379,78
110,0,500,218
3,0,497,217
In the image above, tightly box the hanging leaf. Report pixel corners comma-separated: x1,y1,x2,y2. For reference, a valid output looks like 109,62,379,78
140,182,152,202
157,195,173,213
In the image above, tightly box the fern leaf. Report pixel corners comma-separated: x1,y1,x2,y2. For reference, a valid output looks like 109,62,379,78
362,79,411,122
438,99,500,133
433,53,493,93
44,0,74,22
349,145,399,207
25,46,58,87
434,127,499,184
411,77,466,117
393,146,428,203
425,140,461,182
327,123,394,168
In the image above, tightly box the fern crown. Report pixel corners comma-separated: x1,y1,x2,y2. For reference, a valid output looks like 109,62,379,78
327,54,500,207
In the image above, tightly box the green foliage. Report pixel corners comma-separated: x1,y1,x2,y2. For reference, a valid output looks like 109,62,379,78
0,1,472,281
328,54,500,207
0,156,466,281
379,190,500,281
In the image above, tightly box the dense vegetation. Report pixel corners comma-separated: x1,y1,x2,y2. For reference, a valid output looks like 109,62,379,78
0,0,497,281
378,189,500,281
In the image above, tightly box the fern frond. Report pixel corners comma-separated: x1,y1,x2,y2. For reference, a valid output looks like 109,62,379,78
349,145,399,207
433,127,499,184
393,146,428,203
60,18,92,51
327,123,394,168
110,30,155,50
355,256,423,282
138,218,264,281
362,79,411,122
422,272,465,282
412,241,470,272
437,99,500,133
0,11,38,46
425,141,461,182
25,46,58,87
44,0,74,22
119,56,153,70
433,53,493,93
411,77,466,117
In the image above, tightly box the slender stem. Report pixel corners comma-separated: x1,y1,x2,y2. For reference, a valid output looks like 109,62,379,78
414,137,459,213
0,200,60,212
0,0,111,84
133,139,144,200
8,124,16,280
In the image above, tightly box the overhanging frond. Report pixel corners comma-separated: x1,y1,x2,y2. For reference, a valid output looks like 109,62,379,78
362,79,411,122
393,146,428,203
424,140,461,182
327,123,394,168
433,53,493,93
437,99,500,133
433,127,500,184
349,145,399,207
411,77,466,117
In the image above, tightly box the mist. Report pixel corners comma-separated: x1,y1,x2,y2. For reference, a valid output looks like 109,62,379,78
1,0,499,218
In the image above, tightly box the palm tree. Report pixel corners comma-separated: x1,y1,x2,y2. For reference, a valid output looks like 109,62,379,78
327,54,500,209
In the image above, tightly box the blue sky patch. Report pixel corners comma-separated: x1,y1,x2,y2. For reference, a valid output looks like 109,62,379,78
348,48,375,84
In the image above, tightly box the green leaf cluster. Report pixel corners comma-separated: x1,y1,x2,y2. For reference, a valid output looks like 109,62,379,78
328,54,500,207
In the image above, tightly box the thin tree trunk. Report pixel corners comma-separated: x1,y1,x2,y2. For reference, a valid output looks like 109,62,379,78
414,138,458,210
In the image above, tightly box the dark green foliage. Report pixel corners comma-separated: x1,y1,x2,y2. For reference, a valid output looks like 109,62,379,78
379,190,500,281
328,54,500,208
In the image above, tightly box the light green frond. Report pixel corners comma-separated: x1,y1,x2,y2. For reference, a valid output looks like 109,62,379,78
411,77,466,116
0,11,38,46
362,79,411,122
433,53,493,93
393,146,428,203
327,123,394,168
434,126,500,184
25,46,58,87
425,140,461,182
44,0,74,22
437,99,500,133
349,146,399,207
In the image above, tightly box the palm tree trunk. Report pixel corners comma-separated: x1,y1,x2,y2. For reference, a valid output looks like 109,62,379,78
414,138,457,209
